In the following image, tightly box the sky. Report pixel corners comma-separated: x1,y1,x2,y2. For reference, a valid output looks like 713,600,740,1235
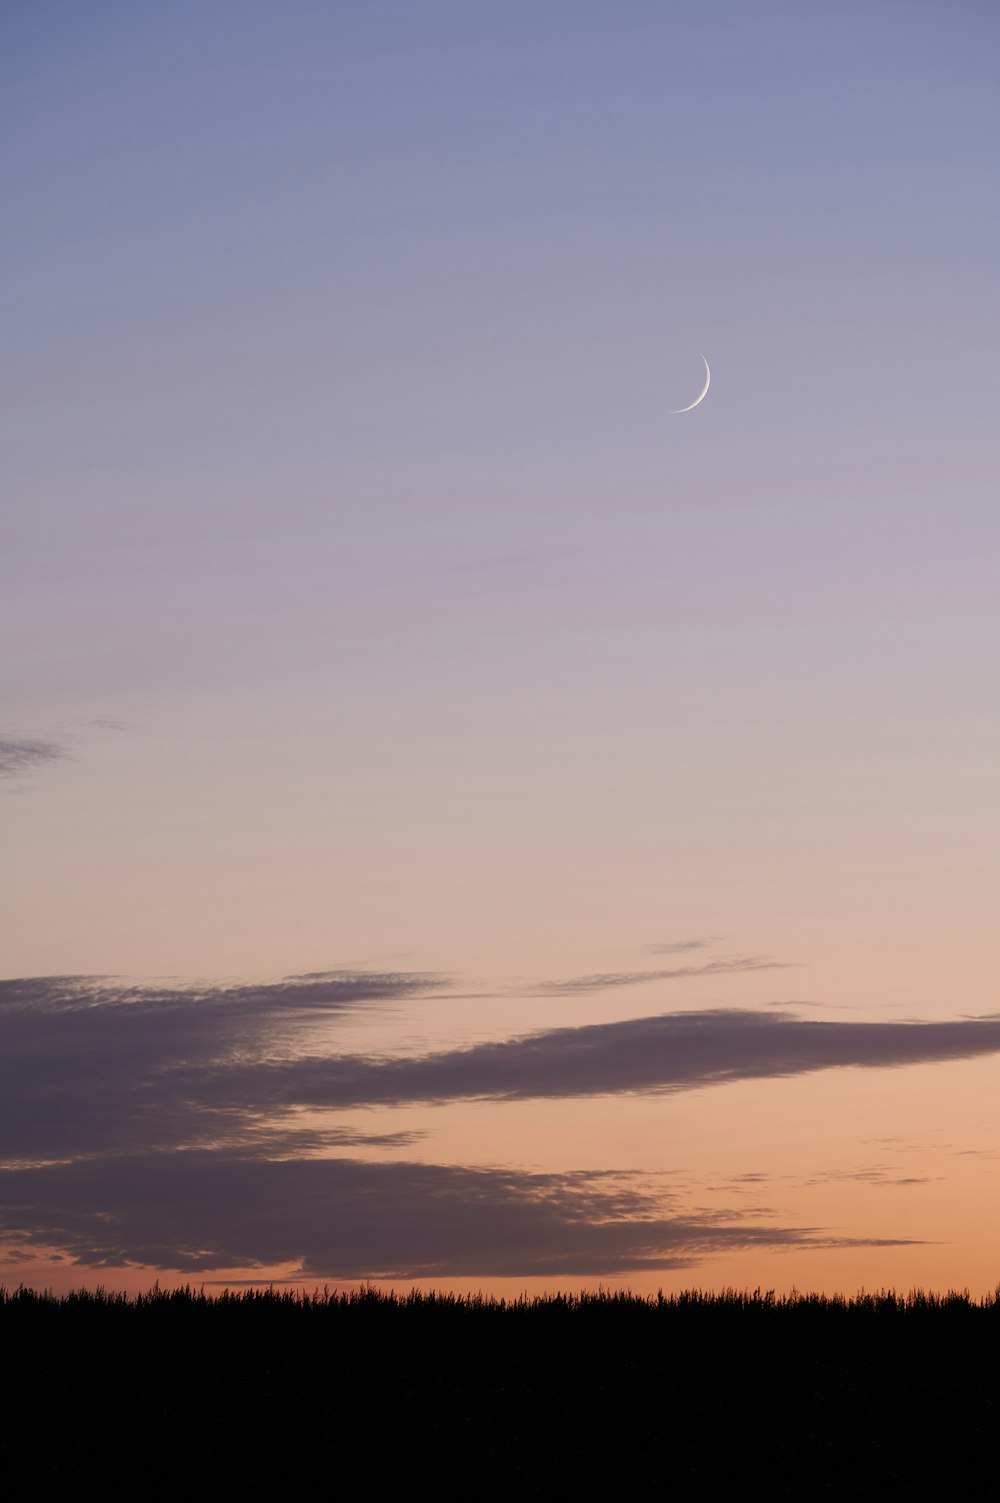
2,0,999,1297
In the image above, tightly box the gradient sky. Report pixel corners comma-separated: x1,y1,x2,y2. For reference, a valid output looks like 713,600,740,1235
3,0,999,1297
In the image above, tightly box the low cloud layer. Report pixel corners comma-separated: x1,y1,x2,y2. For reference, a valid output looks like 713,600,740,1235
0,1150,908,1279
3,973,991,1279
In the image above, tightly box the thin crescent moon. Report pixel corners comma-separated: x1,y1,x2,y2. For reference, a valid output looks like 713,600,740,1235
671,353,711,414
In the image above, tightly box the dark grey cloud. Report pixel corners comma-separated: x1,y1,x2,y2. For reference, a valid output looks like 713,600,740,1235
0,736,65,777
233,1009,1000,1115
0,1150,911,1279
8,981,1000,1167
535,957,786,994
0,971,443,1163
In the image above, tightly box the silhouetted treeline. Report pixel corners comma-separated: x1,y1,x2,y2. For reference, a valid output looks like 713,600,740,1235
4,1283,1000,1496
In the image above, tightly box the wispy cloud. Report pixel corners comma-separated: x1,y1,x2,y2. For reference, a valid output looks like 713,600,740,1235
802,1165,937,1188
0,736,65,778
532,957,787,995
85,716,130,731
643,938,724,955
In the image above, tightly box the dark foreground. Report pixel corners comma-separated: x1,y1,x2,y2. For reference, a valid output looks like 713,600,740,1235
4,1284,999,1497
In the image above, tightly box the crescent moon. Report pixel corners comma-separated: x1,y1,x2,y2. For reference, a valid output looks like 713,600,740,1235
672,353,711,414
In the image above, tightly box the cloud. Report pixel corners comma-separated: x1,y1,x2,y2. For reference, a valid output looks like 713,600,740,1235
8,981,1000,1166
0,971,444,1163
0,1150,912,1279
643,938,724,955
534,957,786,994
236,1009,1000,1114
802,1166,937,1188
4,974,991,1279
0,736,65,777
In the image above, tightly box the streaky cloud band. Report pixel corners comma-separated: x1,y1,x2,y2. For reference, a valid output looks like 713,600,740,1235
6,980,1000,1167
237,1008,1000,1112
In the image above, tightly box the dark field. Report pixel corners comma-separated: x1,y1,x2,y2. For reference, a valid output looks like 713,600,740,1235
4,1284,999,1497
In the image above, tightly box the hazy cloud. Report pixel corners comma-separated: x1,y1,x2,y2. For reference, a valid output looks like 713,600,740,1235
0,736,65,777
643,938,723,955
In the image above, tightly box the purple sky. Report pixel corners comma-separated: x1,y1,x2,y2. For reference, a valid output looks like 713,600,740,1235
2,1,999,1294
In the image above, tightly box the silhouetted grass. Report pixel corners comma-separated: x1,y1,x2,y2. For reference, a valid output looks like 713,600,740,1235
3,1283,999,1496
6,1278,1000,1310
